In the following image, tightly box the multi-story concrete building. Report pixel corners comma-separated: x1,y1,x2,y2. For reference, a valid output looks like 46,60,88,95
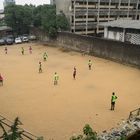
52,0,140,35
3,0,15,8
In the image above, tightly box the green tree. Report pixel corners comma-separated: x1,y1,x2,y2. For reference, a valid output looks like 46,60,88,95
41,5,57,38
70,124,97,140
4,4,69,38
83,124,97,140
32,5,42,27
4,4,32,35
33,5,69,37
56,11,70,31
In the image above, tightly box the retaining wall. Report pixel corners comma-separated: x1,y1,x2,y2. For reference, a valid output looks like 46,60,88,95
57,32,140,68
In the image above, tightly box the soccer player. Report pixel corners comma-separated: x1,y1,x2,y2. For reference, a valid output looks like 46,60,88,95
0,74,3,86
5,47,8,54
43,52,48,61
88,60,92,70
39,62,42,73
73,67,76,79
21,47,24,55
54,72,59,85
29,46,32,54
111,92,118,111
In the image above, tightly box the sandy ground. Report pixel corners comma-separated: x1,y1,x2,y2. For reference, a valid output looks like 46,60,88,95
0,43,140,140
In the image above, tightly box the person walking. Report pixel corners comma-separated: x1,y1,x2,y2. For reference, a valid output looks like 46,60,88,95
88,60,92,70
29,46,32,54
0,74,3,86
54,72,59,85
111,92,118,111
21,47,24,55
73,67,76,80
39,61,42,73
5,47,8,54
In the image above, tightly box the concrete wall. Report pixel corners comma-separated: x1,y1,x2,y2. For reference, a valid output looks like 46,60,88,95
30,27,50,42
30,28,140,68
57,32,140,68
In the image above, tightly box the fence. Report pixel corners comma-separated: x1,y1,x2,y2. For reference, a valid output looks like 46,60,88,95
129,108,140,120
0,115,42,140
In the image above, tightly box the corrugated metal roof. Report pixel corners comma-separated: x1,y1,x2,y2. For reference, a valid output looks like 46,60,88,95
100,20,140,29
0,26,12,31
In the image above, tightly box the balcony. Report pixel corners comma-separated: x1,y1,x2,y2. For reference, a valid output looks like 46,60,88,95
72,0,138,4
75,4,96,8
75,18,96,21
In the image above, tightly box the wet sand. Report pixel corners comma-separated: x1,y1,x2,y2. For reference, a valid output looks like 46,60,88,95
0,43,140,140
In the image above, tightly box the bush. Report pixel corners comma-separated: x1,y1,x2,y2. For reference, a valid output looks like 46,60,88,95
70,124,97,140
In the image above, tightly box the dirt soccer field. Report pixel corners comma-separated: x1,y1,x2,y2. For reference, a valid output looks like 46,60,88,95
0,43,140,140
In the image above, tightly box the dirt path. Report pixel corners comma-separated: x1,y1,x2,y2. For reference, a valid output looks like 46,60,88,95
0,43,140,140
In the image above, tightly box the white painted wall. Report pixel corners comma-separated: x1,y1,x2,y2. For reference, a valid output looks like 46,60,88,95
116,32,120,41
104,27,108,38
108,31,115,39
104,27,124,42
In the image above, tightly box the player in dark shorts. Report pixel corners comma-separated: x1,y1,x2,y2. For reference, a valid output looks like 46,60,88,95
5,47,8,54
54,72,59,85
111,92,118,110
73,67,76,79
21,47,24,55
0,74,3,86
88,60,92,70
39,62,42,73
43,52,48,61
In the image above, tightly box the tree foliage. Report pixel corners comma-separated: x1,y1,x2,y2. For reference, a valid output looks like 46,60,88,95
70,124,97,140
56,11,70,31
40,5,57,37
4,4,69,37
4,4,33,35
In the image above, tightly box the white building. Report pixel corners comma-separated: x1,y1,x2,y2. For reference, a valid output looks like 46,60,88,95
51,0,140,35
101,20,140,45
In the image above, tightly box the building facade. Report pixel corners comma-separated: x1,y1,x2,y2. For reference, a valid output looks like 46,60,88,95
3,0,15,8
101,20,140,45
0,26,12,38
52,0,140,35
